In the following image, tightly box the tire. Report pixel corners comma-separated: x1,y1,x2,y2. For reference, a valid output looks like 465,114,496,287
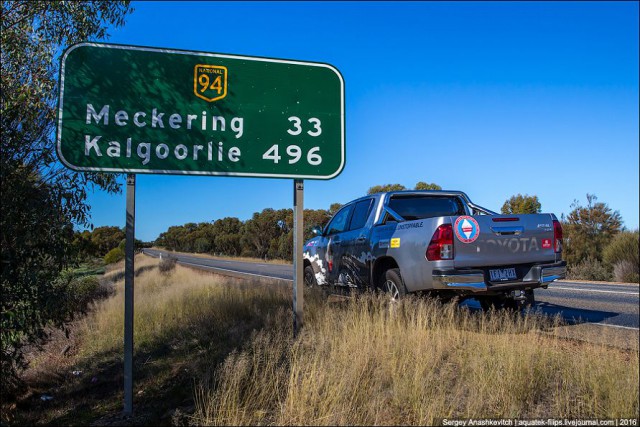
304,265,318,288
382,268,408,301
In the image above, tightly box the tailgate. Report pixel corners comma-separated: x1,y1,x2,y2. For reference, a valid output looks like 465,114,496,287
452,214,557,268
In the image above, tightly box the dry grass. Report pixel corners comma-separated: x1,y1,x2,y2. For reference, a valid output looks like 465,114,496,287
11,256,638,425
193,294,639,425
77,254,288,362
80,257,639,424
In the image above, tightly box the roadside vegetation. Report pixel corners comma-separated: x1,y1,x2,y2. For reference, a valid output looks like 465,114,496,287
4,257,637,425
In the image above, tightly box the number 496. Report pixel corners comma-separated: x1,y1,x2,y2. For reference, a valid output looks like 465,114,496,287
262,145,322,166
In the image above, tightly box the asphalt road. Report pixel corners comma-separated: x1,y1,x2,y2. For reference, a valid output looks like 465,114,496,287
144,249,293,281
143,249,639,330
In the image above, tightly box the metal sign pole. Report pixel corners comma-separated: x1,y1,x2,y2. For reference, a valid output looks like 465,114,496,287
124,174,136,414
293,179,304,338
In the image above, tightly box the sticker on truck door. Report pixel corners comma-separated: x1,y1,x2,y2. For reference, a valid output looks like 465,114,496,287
454,216,480,243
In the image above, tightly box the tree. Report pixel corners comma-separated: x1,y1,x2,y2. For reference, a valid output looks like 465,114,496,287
414,182,442,190
328,203,343,215
212,217,243,256
242,209,286,259
71,230,98,259
562,194,622,266
91,226,125,256
1,1,133,392
501,194,542,214
304,208,332,239
367,184,406,195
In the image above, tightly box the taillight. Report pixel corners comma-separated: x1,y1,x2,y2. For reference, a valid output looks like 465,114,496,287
553,220,563,253
426,224,454,261
492,217,519,222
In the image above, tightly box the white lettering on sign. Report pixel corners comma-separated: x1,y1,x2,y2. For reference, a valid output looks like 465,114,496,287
287,116,322,137
138,143,151,164
85,135,102,156
85,104,245,139
151,109,164,128
133,111,146,127
79,104,324,168
83,135,244,166
156,144,169,159
262,144,322,166
169,114,182,129
86,104,109,125
115,110,128,126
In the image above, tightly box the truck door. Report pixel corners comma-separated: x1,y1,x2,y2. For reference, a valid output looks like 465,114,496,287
337,198,375,288
322,204,354,285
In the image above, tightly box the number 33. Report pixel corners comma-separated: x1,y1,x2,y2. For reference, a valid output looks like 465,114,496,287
287,116,322,137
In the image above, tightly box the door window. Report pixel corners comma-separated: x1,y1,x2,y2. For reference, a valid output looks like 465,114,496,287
348,199,373,230
325,205,353,235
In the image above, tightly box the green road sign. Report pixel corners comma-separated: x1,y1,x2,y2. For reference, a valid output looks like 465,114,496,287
56,43,345,179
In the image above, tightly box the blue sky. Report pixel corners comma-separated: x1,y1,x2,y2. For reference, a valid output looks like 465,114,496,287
83,1,639,242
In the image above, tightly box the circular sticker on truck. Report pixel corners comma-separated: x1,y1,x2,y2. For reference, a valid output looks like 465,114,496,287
454,216,480,243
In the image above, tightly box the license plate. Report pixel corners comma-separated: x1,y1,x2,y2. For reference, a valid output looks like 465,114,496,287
489,267,517,282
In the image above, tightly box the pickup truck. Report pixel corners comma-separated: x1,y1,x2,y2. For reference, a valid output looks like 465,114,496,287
303,190,566,309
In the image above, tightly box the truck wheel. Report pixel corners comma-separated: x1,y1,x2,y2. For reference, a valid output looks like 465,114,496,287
304,265,317,288
382,268,408,301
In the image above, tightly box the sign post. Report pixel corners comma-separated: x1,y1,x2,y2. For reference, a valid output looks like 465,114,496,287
56,42,344,415
123,174,135,414
292,179,304,337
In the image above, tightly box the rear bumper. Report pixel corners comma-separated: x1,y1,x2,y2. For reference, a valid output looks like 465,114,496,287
432,261,566,293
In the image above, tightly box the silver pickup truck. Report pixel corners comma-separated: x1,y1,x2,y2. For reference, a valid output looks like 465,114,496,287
303,190,566,309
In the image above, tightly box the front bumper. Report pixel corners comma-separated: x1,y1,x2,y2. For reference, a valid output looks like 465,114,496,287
432,261,567,293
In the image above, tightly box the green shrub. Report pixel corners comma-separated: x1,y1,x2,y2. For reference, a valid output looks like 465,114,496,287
45,273,114,328
158,255,177,275
613,260,640,283
567,257,611,281
67,275,113,313
104,247,125,264
603,231,639,267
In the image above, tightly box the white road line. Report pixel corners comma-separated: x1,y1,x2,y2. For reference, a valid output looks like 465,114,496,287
593,323,639,331
179,260,293,282
150,252,276,268
550,286,639,296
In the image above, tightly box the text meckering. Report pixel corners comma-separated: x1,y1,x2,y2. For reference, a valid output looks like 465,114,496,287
85,104,244,139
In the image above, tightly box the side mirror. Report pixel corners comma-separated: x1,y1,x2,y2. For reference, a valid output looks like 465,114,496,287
312,226,323,236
